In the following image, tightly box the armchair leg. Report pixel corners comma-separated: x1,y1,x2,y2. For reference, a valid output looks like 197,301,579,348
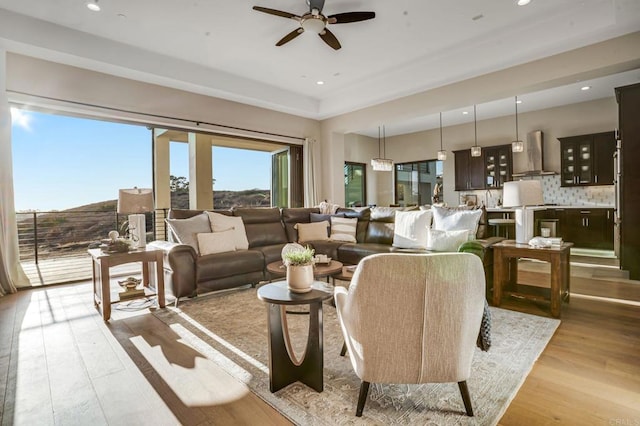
458,381,474,416
356,381,370,417
340,341,347,356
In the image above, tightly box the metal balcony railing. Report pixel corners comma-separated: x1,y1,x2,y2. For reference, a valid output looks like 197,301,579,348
16,209,169,263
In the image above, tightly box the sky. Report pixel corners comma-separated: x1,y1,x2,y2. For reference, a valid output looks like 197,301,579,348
10,109,271,211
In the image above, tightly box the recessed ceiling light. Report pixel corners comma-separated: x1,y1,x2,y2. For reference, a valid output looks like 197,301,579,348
462,111,469,115
86,1,100,12
316,81,325,85
517,0,531,6
516,100,523,104
581,86,591,91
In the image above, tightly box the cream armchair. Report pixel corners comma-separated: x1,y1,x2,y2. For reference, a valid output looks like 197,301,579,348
334,252,485,417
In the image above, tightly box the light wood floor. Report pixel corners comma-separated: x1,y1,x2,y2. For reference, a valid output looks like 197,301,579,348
1,263,639,425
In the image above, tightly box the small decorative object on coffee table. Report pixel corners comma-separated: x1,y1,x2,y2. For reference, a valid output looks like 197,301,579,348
282,246,315,293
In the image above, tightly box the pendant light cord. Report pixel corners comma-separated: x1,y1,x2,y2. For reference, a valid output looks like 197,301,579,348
515,96,519,140
378,126,382,157
474,104,478,147
439,112,443,150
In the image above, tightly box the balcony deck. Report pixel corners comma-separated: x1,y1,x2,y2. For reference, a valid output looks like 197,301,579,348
21,254,142,287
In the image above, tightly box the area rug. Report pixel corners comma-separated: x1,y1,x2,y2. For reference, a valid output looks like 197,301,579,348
153,287,560,425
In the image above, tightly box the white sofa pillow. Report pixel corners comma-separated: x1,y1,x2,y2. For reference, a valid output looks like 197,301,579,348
330,217,357,242
166,212,212,254
205,211,249,250
295,221,330,243
431,206,482,239
426,229,469,252
197,230,237,255
392,210,432,249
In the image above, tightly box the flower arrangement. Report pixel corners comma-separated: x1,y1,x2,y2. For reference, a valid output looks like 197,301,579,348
282,246,315,267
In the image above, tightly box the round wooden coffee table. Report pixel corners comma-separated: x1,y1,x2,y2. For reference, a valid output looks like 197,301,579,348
266,259,343,280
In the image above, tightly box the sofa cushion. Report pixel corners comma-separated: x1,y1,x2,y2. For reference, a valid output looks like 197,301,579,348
196,249,264,282
281,207,319,242
330,217,358,242
337,242,394,265
432,205,483,238
306,240,343,261
196,230,237,255
233,207,288,248
426,228,470,252
252,243,288,266
295,221,330,243
337,207,370,243
166,212,211,254
205,211,249,250
392,210,432,249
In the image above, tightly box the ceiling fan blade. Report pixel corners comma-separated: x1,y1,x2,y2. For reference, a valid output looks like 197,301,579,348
319,28,341,50
327,11,375,24
276,28,304,46
252,6,300,20
309,0,325,13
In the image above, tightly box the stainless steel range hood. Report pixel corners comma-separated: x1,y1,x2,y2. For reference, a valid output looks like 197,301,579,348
512,130,556,177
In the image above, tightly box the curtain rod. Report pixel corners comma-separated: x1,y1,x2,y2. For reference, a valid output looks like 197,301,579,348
7,90,306,142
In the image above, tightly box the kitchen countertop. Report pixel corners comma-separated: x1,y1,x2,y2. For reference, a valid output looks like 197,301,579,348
486,205,614,212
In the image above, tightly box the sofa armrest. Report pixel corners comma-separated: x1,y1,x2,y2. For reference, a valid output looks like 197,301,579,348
148,240,198,299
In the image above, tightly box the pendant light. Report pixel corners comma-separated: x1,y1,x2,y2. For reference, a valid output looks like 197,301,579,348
371,125,394,171
512,96,524,152
437,112,447,161
470,104,481,157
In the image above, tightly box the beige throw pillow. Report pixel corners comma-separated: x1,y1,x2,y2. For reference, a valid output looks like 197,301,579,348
166,212,211,254
205,211,249,250
197,230,237,255
330,217,357,243
295,221,330,243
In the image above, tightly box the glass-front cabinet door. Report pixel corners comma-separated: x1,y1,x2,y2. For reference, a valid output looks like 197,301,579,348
559,136,593,186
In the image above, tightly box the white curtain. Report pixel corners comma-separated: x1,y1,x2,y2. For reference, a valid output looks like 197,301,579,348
303,137,318,207
0,49,28,295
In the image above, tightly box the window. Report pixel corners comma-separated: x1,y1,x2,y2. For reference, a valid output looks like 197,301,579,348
344,162,367,207
394,160,443,206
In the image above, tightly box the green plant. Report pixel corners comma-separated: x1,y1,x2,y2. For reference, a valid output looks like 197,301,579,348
282,246,315,267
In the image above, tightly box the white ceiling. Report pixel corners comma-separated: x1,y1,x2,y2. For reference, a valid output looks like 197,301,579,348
0,0,639,136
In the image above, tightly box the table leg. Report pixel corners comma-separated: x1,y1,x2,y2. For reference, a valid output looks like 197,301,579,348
266,302,324,393
100,261,111,321
493,251,506,307
142,261,150,287
155,254,165,308
550,256,561,318
561,251,571,303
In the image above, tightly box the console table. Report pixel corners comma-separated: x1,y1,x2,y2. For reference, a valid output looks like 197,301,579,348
492,240,572,318
257,281,333,392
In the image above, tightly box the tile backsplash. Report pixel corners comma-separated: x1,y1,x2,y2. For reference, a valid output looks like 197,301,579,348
460,175,615,207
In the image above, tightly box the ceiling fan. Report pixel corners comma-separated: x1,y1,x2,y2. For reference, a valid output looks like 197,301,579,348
252,0,375,50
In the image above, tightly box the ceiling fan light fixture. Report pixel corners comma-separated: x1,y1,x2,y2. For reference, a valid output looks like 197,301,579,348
301,15,326,33
86,0,100,12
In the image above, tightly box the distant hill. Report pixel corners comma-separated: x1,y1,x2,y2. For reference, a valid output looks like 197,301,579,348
16,189,270,260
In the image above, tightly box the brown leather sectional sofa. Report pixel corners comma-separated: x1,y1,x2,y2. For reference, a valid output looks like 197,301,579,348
148,206,503,302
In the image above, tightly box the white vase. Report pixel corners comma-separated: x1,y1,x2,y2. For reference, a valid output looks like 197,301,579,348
286,264,314,293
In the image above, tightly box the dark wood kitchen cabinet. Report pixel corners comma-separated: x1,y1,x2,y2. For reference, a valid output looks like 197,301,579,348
484,145,512,188
548,208,613,250
616,83,640,280
558,131,615,187
454,149,485,191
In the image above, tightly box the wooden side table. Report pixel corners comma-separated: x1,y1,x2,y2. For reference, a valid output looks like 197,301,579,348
257,281,333,392
492,240,572,318
88,248,166,321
